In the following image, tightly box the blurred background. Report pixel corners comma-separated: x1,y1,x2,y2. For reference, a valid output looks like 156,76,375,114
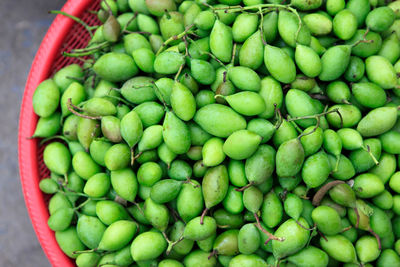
1,0,65,266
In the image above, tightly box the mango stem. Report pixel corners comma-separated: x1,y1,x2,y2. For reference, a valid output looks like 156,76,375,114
72,248,99,255
156,24,195,56
67,98,102,120
235,181,255,192
175,63,185,81
295,220,316,231
368,228,382,250
122,12,138,33
49,10,93,38
258,7,268,46
287,108,339,122
200,208,208,225
274,104,284,129
163,232,184,255
254,213,284,243
341,225,353,233
312,180,345,206
39,135,69,145
74,198,91,210
208,249,218,260
351,28,373,47
318,230,328,242
231,43,237,65
63,173,69,186
362,145,379,165
333,154,340,173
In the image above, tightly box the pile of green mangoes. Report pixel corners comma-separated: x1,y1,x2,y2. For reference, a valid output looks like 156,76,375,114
32,0,400,266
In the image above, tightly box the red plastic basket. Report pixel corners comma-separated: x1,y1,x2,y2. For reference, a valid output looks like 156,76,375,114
18,0,100,265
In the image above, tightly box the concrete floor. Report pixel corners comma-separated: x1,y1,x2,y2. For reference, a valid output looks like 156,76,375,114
0,0,65,266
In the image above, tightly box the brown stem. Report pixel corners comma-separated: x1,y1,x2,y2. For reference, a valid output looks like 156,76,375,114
341,225,352,233
235,181,255,192
351,28,372,47
274,104,284,129
122,12,138,33
208,249,218,260
102,0,113,16
254,212,284,243
368,228,382,250
312,180,345,206
318,230,328,242
67,98,101,120
296,220,316,231
203,51,226,69
200,208,208,225
183,36,190,58
297,116,320,140
310,94,329,101
123,30,152,35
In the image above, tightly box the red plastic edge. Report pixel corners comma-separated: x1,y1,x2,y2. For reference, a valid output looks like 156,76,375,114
18,0,93,266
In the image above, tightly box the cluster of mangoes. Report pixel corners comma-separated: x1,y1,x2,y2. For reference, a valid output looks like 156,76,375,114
31,0,400,266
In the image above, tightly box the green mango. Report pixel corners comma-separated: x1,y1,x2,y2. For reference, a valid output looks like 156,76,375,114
213,230,240,256
238,224,261,255
163,111,191,154
258,77,283,119
184,249,217,267
264,45,296,83
177,181,204,222
295,44,322,77
150,179,182,204
365,55,397,89
292,0,322,10
194,104,246,138
170,82,196,121
76,215,106,249
272,218,310,259
228,66,261,92
319,45,351,81
245,145,276,185
210,20,233,63
302,151,331,188
239,31,264,70
320,235,357,263
276,139,305,178
55,227,86,259
131,231,167,261
287,246,329,267
261,190,283,228
224,92,265,116
223,130,262,160
144,198,169,231
183,216,217,241
223,186,244,215
232,13,259,42
202,165,229,209
278,10,311,47
312,206,342,235
357,107,397,137
285,89,319,128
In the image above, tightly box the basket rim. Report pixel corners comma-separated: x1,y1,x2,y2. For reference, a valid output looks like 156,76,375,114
18,0,93,265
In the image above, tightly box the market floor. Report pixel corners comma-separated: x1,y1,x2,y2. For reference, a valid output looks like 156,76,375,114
0,0,65,266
